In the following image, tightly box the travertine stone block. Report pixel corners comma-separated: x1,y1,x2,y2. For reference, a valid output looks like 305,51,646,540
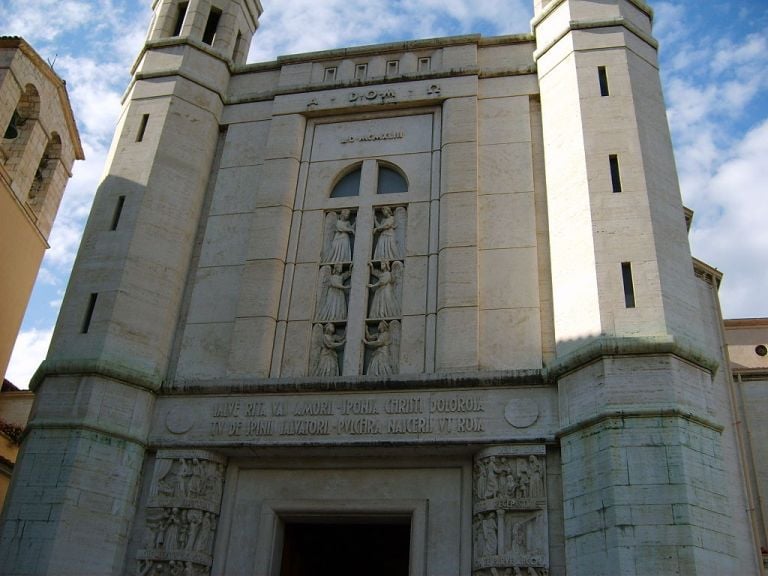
442,97,478,145
288,263,318,321
253,157,300,208
296,209,324,263
441,142,477,195
399,315,426,373
199,213,252,267
219,120,271,168
479,96,531,145
405,201,430,257
175,322,233,379
236,259,284,319
438,247,478,309
479,247,540,310
478,192,537,251
439,191,477,249
209,165,262,216
479,142,534,195
264,114,306,160
436,307,478,371
280,320,312,376
479,308,543,370
245,205,292,261
402,256,428,316
228,316,276,377
186,266,243,324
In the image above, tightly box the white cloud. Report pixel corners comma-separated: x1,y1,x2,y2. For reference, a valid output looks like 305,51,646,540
5,328,53,389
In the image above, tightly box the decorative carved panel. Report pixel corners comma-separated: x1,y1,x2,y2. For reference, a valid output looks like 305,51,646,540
473,446,549,576
135,450,227,576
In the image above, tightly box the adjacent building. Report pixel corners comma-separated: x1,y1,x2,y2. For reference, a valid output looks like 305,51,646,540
0,1,765,574
0,37,84,380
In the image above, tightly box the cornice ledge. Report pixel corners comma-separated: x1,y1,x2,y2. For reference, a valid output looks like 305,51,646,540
545,335,720,381
533,17,658,63
557,407,724,439
30,358,163,393
530,0,653,29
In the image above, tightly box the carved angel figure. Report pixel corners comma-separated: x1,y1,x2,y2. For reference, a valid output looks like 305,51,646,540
310,323,346,376
363,320,400,376
368,260,402,319
322,209,355,263
528,456,544,498
372,206,399,260
317,264,352,321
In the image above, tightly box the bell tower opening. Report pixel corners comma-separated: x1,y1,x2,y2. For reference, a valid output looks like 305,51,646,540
279,518,411,576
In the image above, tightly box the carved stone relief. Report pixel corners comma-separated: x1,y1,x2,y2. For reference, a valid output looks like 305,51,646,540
322,209,356,264
309,323,347,377
473,446,549,576
372,206,406,262
135,450,227,576
363,320,400,375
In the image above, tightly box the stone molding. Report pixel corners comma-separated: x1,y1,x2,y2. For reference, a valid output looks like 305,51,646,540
530,0,653,28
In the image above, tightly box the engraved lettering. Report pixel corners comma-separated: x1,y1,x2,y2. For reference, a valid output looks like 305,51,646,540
341,399,379,415
244,402,266,417
338,418,381,435
385,397,423,414
388,417,432,434
246,420,273,436
280,419,330,436
272,402,285,417
294,400,334,416
430,397,484,413
213,401,240,418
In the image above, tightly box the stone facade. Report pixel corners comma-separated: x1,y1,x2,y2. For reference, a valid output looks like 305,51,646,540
0,1,764,575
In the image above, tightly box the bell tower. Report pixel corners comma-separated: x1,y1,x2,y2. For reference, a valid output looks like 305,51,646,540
534,0,743,573
0,2,262,575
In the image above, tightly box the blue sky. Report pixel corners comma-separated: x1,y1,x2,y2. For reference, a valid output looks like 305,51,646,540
3,0,767,387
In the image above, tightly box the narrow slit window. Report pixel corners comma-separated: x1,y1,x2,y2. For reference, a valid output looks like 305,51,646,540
355,63,368,80
172,2,188,37
82,293,98,333
621,262,636,308
609,154,622,193
136,114,149,142
386,60,399,76
598,66,610,96
323,67,337,83
110,195,126,231
233,32,244,63
202,7,222,45
418,57,431,72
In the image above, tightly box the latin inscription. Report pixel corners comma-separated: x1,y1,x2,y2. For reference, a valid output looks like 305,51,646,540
208,393,485,440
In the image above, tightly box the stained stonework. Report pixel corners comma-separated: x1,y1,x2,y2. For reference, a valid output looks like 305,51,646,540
135,450,227,576
474,446,549,576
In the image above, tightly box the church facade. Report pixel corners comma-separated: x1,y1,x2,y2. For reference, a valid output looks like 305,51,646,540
0,0,764,574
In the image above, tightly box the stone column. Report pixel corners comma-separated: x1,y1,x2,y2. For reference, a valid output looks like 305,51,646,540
473,446,549,576
134,450,227,576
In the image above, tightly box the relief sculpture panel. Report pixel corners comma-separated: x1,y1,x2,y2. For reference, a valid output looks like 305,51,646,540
135,450,227,576
473,446,549,576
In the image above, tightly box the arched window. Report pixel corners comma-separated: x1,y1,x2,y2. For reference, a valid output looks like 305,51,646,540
330,165,362,198
28,133,62,212
377,165,408,194
2,84,41,182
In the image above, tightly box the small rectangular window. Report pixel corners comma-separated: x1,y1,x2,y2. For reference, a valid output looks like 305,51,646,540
418,57,431,72
172,2,188,37
609,154,622,193
82,293,98,334
354,63,368,80
386,60,399,76
110,196,126,231
598,66,609,96
323,67,337,82
136,114,149,142
621,262,636,308
202,7,222,45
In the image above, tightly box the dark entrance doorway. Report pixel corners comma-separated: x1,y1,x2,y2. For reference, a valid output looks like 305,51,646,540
279,518,411,576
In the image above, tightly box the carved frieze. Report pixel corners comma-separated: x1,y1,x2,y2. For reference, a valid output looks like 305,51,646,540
136,450,227,576
473,446,549,576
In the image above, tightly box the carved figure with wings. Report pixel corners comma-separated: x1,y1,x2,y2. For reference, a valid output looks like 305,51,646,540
363,320,400,375
316,264,351,321
368,260,403,319
322,209,355,263
309,323,345,376
372,206,407,261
